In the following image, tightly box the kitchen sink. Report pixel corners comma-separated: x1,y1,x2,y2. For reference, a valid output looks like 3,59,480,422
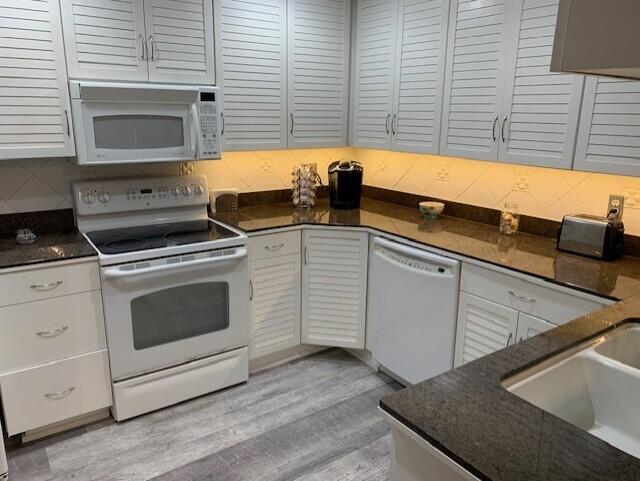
503,323,640,458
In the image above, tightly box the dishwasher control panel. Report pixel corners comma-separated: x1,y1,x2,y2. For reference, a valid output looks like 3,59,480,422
375,244,454,276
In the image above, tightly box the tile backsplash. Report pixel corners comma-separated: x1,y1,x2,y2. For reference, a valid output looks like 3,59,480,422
3,147,640,236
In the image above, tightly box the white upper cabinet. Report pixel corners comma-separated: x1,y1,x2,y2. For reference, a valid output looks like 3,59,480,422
350,0,398,150
574,76,640,176
287,0,351,148
60,0,215,84
497,0,584,169
440,0,508,161
0,0,75,160
215,0,287,151
390,0,449,153
144,0,215,84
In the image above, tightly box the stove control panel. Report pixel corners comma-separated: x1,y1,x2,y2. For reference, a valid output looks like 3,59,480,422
73,175,209,216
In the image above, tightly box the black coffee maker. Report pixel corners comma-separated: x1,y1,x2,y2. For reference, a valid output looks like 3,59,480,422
328,160,363,209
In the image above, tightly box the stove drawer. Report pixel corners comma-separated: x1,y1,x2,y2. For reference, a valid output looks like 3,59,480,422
0,350,112,436
249,230,301,261
0,291,106,374
0,260,100,307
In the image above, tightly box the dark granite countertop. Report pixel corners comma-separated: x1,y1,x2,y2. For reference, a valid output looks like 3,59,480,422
215,196,640,481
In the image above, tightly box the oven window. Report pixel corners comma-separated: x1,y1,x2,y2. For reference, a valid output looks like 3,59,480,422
93,115,184,149
130,282,229,350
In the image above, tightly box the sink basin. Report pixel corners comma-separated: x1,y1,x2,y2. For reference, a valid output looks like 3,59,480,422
504,323,640,458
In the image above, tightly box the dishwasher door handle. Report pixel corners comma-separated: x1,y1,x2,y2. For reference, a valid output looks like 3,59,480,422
373,237,459,270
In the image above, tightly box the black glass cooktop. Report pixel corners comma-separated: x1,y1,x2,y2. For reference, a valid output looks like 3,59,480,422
86,220,240,255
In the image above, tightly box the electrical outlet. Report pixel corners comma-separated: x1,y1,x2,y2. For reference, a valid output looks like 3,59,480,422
437,166,449,182
608,194,625,218
378,158,388,172
179,161,195,176
625,189,640,209
261,160,272,173
515,175,530,192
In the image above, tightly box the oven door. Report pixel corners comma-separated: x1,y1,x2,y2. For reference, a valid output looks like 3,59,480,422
73,100,197,164
100,247,249,381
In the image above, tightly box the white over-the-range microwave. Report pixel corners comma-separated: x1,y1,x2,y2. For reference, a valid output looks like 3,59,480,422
69,81,221,165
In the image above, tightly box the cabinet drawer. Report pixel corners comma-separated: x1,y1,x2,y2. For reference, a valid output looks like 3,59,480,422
461,263,606,325
249,230,301,261
0,350,112,436
0,261,100,307
0,291,106,374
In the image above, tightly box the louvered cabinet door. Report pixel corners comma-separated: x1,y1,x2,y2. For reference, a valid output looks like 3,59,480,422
59,0,148,81
390,0,449,154
215,0,287,150
440,0,509,161
515,313,554,343
301,230,369,349
454,292,518,367
144,0,215,84
0,0,75,159
350,0,399,149
574,77,640,176
249,254,301,360
497,0,584,169
287,0,351,148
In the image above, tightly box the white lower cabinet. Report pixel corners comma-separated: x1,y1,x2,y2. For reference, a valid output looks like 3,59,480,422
301,230,369,349
516,313,555,343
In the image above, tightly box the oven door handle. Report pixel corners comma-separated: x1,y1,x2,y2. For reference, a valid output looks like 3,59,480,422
102,248,247,279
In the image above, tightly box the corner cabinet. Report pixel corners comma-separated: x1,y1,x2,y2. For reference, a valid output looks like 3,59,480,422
301,230,369,350
351,0,450,153
60,0,215,84
0,0,75,160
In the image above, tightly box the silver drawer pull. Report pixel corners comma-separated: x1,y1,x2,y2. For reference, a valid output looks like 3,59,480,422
265,243,285,252
36,326,69,339
44,386,75,400
509,290,536,304
30,280,63,291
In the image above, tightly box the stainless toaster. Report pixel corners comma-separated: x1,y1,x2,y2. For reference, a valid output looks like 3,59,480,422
557,214,624,260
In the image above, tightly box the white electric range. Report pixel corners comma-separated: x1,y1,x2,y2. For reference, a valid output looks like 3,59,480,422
73,175,249,421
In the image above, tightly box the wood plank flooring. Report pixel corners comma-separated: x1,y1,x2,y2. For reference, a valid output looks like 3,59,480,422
5,349,401,481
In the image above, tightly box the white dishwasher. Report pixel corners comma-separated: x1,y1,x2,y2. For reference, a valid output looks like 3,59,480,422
367,237,460,385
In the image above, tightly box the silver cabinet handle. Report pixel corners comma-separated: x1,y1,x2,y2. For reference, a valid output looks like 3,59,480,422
36,326,69,339
501,115,508,142
139,33,146,60
290,113,294,135
220,112,225,135
506,332,513,347
149,36,155,61
385,114,390,135
304,245,309,265
30,280,63,291
265,243,284,252
492,114,499,142
249,280,253,301
45,386,75,400
64,110,70,136
509,290,536,304
391,113,397,135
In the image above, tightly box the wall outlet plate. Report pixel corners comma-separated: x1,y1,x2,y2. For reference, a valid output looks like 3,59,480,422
625,189,640,209
437,166,449,181
179,161,195,176
515,175,530,192
608,194,625,219
260,160,272,172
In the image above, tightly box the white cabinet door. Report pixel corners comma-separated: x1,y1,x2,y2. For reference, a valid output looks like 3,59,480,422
516,312,555,343
350,0,399,149
574,76,640,176
0,0,75,159
454,292,518,367
59,0,148,81
249,254,301,360
390,0,449,154
497,0,584,168
214,0,287,151
302,230,369,349
440,0,509,161
287,0,351,148
144,0,215,84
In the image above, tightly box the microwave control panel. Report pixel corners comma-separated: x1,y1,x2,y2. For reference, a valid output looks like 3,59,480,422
198,89,221,159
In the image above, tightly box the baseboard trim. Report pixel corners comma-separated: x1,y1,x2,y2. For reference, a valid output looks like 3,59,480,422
21,408,110,443
250,345,328,373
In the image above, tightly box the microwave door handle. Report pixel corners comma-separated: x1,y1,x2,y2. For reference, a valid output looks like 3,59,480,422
190,104,200,160
102,248,247,279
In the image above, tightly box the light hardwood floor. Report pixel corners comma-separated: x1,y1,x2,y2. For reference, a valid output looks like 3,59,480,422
6,349,401,481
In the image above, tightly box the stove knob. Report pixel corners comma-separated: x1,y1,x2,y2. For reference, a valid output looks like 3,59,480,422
82,190,96,205
171,186,180,197
194,184,204,196
182,185,192,196
98,191,111,204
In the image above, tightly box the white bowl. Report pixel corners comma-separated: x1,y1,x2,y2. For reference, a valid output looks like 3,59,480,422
419,201,445,219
